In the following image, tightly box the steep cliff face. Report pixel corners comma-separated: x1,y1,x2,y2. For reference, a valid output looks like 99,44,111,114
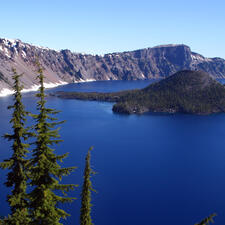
0,38,224,94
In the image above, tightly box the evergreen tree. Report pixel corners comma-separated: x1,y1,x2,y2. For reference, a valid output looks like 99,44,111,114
80,147,96,225
195,213,217,225
29,62,76,225
0,68,31,224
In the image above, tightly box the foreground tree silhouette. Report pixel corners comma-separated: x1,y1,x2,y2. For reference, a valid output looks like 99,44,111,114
0,68,31,224
195,213,217,225
29,62,76,224
80,147,96,225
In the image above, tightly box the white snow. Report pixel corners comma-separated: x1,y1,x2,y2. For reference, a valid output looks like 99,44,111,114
14,47,18,56
3,38,17,43
191,53,212,62
1,38,60,53
191,54,204,61
35,45,50,51
0,81,68,97
0,88,14,97
21,50,26,58
21,81,68,93
34,45,59,53
105,54,113,58
2,38,19,47
0,78,101,97
75,78,96,83
4,49,11,58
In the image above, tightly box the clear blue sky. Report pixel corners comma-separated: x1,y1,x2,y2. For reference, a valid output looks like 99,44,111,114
1,0,224,58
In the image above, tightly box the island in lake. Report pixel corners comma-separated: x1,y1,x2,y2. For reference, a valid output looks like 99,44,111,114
53,70,225,115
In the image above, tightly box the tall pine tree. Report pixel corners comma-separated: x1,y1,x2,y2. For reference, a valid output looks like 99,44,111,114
80,147,96,225
29,62,76,224
0,68,31,224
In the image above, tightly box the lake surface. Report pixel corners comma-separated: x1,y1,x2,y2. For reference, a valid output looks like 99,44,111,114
0,80,225,225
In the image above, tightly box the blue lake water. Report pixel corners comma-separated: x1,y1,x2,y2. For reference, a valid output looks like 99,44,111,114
0,80,225,225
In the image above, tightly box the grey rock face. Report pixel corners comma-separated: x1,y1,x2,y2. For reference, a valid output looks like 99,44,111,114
0,38,224,92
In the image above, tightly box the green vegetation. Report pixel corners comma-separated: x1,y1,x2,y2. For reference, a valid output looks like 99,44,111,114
0,68,31,224
28,62,76,224
80,147,96,225
54,70,225,115
0,66,77,224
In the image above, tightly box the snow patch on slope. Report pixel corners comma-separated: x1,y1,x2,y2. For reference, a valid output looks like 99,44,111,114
191,53,213,63
0,88,14,97
21,81,68,93
0,77,102,97
2,38,19,47
76,78,96,83
0,81,68,97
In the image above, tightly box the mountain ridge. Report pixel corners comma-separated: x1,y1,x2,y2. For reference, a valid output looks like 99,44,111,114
0,38,224,94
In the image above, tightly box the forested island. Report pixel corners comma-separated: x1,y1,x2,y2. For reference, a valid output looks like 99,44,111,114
53,70,225,115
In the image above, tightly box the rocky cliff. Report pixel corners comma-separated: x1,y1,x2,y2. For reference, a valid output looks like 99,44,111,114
0,38,224,95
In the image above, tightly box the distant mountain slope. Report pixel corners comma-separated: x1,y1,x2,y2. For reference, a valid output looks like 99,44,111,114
54,70,225,115
0,38,224,93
